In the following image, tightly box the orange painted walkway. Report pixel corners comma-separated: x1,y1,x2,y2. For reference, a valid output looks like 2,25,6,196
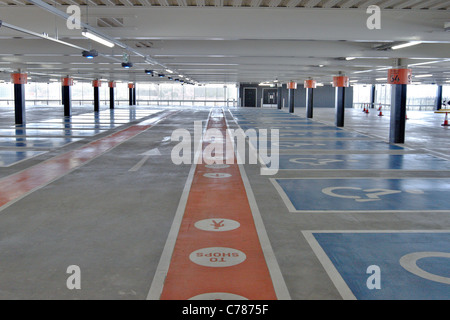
160,110,277,300
0,111,175,210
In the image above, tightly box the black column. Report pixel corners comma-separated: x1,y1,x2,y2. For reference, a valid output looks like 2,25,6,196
62,85,72,117
335,87,346,127
109,86,115,109
371,85,376,109
277,86,282,110
288,89,295,113
14,82,26,125
306,88,314,118
129,87,133,105
436,85,443,110
94,86,100,112
133,87,137,106
389,84,407,144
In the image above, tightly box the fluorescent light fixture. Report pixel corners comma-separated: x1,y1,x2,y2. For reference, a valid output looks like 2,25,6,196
165,69,174,74
82,29,115,48
346,57,356,61
354,69,373,74
391,41,421,50
446,80,450,83
415,74,433,78
376,78,387,81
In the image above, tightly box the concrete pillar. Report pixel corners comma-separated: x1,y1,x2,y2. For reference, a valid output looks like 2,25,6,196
371,84,376,109
62,77,73,117
333,75,349,127
92,80,101,112
11,73,27,125
108,81,115,109
277,85,282,110
388,68,412,144
128,83,134,106
304,79,316,118
287,82,297,113
436,85,443,110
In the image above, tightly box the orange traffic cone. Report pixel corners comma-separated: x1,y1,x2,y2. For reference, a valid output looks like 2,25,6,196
378,106,383,117
442,112,449,127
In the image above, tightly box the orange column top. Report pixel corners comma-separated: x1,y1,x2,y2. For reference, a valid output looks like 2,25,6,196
92,80,102,87
11,73,28,85
388,68,412,85
286,81,297,89
333,76,349,88
304,79,316,89
62,78,74,86
128,83,135,89
108,81,116,88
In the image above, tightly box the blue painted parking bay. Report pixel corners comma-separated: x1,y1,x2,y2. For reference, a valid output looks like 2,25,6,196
270,154,450,170
252,139,404,151
0,129,105,137
271,178,450,212
243,130,369,139
240,125,341,131
304,231,450,300
0,137,81,148
0,150,47,167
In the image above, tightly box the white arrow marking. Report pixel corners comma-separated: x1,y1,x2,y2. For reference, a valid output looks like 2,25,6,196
129,148,161,172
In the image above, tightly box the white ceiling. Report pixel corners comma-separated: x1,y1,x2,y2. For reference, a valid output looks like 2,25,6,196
0,1,449,85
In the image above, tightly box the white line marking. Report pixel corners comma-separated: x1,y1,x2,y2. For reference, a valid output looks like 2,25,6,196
146,112,207,300
226,109,291,300
301,231,356,300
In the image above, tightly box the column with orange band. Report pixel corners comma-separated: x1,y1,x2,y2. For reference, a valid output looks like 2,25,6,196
286,81,297,114
92,79,102,112
388,68,412,143
11,73,28,125
128,83,135,106
333,75,349,127
62,77,74,117
108,81,116,109
304,79,316,119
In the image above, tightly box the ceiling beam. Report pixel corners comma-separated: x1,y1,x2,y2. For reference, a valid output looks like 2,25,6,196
321,0,341,8
304,0,322,8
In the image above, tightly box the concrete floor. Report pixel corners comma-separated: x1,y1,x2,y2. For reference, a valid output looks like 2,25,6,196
0,104,448,300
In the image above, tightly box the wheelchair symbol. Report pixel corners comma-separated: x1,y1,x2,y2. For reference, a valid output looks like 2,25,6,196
322,187,424,202
289,157,355,166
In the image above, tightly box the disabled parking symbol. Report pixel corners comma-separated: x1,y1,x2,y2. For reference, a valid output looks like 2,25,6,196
321,187,424,202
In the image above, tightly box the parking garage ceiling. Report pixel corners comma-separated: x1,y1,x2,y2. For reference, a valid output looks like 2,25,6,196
0,0,449,85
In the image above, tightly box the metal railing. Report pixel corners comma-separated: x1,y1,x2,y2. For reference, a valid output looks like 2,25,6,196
0,99,238,108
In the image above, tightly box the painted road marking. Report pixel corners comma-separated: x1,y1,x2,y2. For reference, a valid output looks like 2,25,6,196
271,178,450,213
261,154,450,171
303,230,450,300
189,293,248,300
195,218,240,232
189,247,247,267
253,140,403,150
205,164,230,169
203,172,232,178
149,109,289,300
0,111,176,212
128,148,162,172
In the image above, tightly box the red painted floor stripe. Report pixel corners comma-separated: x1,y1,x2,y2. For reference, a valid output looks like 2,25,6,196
160,111,277,300
0,111,176,209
